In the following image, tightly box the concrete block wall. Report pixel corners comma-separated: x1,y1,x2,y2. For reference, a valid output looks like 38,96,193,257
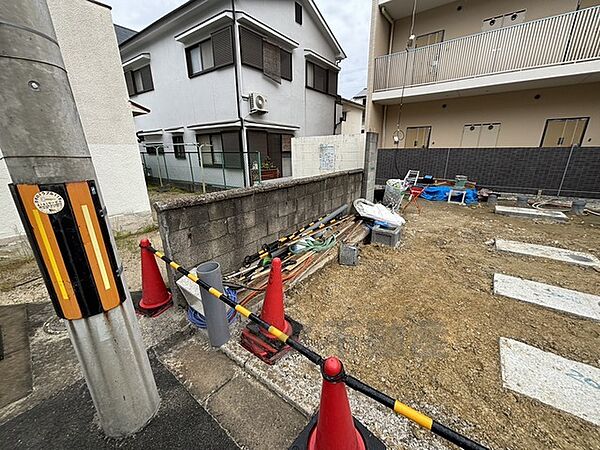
155,169,363,305
291,134,366,178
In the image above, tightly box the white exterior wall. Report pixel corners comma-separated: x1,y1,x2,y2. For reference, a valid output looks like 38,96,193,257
239,0,339,136
121,2,238,132
291,134,366,178
119,1,246,187
119,0,343,188
0,0,151,245
340,106,364,135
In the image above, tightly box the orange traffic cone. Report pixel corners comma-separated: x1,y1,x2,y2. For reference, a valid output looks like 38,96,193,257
138,238,172,315
289,356,385,449
259,257,292,338
240,257,302,364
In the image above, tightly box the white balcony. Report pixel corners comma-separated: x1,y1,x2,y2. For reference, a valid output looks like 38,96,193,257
373,6,600,103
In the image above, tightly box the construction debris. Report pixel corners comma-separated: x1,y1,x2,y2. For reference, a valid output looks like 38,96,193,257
371,224,402,248
353,199,405,227
224,208,369,309
338,244,359,266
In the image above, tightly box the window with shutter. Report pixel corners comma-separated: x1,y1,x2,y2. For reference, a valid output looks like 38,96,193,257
124,71,135,96
327,70,338,96
267,133,283,171
211,27,233,67
263,41,281,83
222,132,242,169
240,27,263,70
139,65,154,91
196,134,213,166
200,40,214,70
295,2,303,25
124,65,154,95
314,65,327,92
247,131,269,161
173,135,186,159
187,46,202,74
306,61,337,95
185,26,233,77
211,134,224,166
306,61,315,88
280,49,292,81
240,27,293,83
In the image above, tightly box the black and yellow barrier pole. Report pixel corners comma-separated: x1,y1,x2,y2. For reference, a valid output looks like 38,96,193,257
146,243,488,450
243,205,350,266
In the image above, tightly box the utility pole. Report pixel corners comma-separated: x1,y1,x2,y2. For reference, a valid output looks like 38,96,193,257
0,0,160,437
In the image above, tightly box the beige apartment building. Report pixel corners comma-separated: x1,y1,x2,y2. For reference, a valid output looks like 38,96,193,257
366,0,600,150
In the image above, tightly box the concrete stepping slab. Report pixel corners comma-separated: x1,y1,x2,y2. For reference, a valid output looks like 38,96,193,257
493,274,600,321
494,206,568,222
500,338,600,426
495,239,600,268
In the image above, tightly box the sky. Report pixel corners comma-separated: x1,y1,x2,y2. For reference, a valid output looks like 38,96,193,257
103,0,370,99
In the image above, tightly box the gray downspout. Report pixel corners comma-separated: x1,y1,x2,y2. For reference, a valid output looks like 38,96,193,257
231,0,251,186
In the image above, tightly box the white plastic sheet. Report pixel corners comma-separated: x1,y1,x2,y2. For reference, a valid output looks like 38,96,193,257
353,198,406,227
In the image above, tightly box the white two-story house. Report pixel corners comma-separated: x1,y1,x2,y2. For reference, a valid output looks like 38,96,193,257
118,0,346,188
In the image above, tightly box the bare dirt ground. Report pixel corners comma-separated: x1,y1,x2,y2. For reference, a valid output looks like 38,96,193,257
286,201,600,450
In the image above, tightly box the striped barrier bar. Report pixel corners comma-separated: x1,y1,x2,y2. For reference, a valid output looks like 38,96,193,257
145,242,488,450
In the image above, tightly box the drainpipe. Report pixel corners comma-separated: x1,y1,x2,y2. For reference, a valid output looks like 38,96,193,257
380,6,395,54
231,0,251,186
380,6,394,146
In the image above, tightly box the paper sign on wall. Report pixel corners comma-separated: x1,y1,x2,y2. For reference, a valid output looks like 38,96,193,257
319,144,335,171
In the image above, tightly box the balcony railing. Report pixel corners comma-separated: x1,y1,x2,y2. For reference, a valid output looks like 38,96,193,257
374,6,600,92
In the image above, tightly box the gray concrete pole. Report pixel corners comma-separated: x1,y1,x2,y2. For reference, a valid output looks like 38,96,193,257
0,0,160,437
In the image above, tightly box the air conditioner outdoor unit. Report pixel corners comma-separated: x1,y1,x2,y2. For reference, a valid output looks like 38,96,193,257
249,92,268,114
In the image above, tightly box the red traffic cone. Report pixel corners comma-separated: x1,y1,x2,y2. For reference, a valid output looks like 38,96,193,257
139,239,172,310
240,257,302,364
259,257,292,339
309,357,366,450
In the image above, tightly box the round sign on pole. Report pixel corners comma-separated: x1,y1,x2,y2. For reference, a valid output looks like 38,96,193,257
33,191,65,214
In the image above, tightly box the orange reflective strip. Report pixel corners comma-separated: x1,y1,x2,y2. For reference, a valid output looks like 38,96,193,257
17,184,81,319
66,182,121,311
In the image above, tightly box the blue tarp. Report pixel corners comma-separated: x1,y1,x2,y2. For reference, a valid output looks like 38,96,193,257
420,186,478,204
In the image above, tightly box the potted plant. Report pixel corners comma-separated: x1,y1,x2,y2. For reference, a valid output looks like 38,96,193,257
260,156,279,180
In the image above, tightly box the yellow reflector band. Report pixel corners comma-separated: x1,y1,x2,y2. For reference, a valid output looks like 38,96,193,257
235,304,251,318
394,400,433,429
81,205,111,291
33,210,69,300
188,273,199,283
208,287,222,298
268,326,289,343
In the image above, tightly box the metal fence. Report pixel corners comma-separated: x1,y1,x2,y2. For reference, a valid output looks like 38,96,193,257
374,5,600,91
140,143,262,192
